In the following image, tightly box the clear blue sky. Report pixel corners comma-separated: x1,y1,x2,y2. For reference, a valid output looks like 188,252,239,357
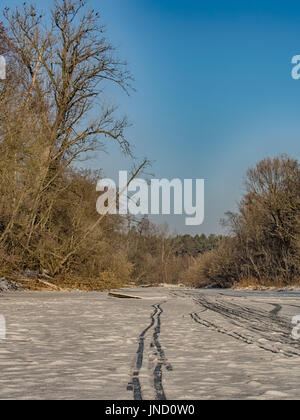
5,0,300,234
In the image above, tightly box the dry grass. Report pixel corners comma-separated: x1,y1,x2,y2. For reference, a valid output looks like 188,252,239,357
10,278,57,291
9,274,127,292
234,277,300,290
50,273,126,292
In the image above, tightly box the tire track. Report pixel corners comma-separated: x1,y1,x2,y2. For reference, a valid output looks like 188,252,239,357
197,295,290,337
127,303,172,400
270,304,282,317
151,304,173,400
190,294,300,358
127,305,158,400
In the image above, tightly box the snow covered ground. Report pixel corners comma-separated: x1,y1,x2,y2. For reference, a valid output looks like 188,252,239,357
1,287,300,400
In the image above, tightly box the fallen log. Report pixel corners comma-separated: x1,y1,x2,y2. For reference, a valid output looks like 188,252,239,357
108,292,142,300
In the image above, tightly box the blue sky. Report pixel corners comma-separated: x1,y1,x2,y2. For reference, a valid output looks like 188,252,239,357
4,0,300,234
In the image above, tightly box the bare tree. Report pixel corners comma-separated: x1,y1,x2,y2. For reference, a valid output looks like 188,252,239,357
1,0,133,251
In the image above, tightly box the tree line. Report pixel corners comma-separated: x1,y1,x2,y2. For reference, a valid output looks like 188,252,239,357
184,155,300,289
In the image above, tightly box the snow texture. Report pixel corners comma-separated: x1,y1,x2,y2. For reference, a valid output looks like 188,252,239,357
1,287,300,400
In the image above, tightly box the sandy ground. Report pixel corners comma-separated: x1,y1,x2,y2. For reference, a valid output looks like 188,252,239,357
1,287,300,400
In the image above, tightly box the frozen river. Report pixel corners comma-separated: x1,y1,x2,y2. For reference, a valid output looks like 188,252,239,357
1,287,300,400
